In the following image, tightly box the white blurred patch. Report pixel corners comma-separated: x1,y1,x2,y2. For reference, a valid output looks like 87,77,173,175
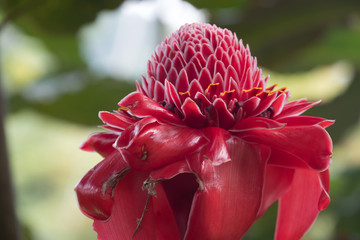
79,0,208,81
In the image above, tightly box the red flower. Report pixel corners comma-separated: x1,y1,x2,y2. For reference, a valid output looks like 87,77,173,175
75,23,333,240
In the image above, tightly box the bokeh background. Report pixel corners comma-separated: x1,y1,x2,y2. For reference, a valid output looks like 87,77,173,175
1,0,360,239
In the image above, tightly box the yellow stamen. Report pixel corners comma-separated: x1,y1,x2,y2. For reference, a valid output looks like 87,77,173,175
220,89,235,97
118,106,130,112
205,83,220,94
242,87,262,93
278,87,287,93
179,91,190,96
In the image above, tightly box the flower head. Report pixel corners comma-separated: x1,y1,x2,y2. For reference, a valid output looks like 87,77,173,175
139,24,289,130
75,23,333,240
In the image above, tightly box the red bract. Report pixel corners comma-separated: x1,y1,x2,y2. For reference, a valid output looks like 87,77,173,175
75,23,333,240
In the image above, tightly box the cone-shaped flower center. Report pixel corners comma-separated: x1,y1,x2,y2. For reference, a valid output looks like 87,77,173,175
137,23,289,129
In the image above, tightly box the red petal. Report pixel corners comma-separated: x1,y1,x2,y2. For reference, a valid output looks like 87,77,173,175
230,117,285,132
156,63,167,84
237,124,333,171
136,81,146,95
224,65,238,90
167,67,178,85
176,69,190,92
149,161,196,238
318,169,330,211
160,173,198,239
194,92,212,109
201,43,213,60
182,98,207,128
184,137,270,239
188,79,204,98
172,52,186,73
275,99,320,119
251,92,277,117
151,183,182,240
115,118,208,171
242,96,261,116
150,160,191,180
118,92,183,126
271,93,287,117
99,111,136,131
184,62,198,82
257,166,294,218
193,52,206,72
198,68,212,90
80,132,119,157
201,127,231,165
275,169,329,240
214,60,226,78
206,54,216,77
154,81,165,102
93,170,181,240
165,80,182,111
184,45,196,62
75,151,129,221
213,98,235,129
277,116,335,128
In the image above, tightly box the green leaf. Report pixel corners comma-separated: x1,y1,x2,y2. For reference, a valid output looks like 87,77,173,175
1,1,126,71
10,71,136,125
1,0,123,34
328,168,360,238
217,0,360,72
281,28,360,71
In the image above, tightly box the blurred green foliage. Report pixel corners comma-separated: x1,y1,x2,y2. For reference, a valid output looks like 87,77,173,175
1,0,360,239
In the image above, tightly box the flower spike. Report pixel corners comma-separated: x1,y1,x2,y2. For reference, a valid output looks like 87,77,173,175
76,23,333,240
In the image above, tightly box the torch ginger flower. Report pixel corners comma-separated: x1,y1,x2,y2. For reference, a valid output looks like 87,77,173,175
75,23,333,240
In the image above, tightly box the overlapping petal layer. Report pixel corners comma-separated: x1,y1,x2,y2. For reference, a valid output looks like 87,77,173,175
75,150,128,221
115,117,208,171
93,170,181,240
275,169,330,240
235,123,333,171
184,136,270,239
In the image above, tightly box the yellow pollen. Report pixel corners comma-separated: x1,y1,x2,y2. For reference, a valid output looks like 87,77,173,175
118,106,130,112
205,83,220,94
242,87,262,93
179,91,190,96
278,87,287,93
220,89,235,97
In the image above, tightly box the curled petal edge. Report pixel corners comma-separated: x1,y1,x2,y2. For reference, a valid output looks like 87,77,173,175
75,151,130,221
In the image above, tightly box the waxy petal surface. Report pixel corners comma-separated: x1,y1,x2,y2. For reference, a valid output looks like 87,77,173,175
277,115,334,128
184,137,270,239
118,92,183,126
94,171,181,240
201,127,231,165
75,151,129,221
80,132,119,157
275,169,329,240
257,166,294,218
237,125,333,171
116,118,208,171
99,111,137,131
76,23,334,240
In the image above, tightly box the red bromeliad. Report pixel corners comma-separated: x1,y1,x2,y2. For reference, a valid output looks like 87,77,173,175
75,23,333,240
